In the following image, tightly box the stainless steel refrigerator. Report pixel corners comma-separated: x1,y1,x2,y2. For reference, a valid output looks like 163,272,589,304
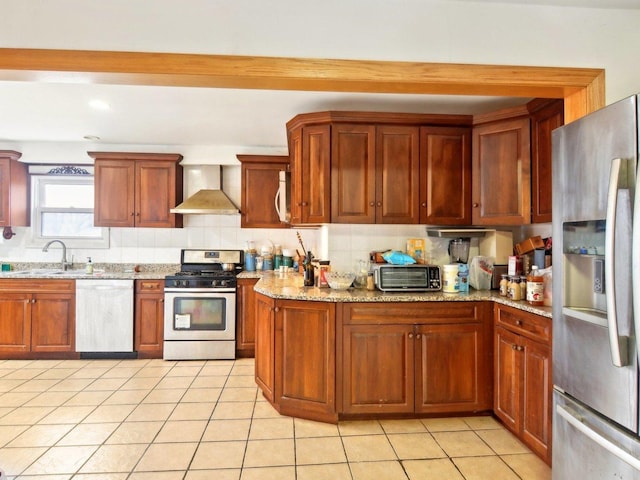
552,93,640,478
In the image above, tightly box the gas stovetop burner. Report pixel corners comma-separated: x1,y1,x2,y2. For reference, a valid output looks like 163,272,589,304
165,248,243,289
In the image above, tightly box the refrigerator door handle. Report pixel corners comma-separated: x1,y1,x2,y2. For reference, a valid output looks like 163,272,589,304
557,404,640,471
605,158,628,367
633,157,640,360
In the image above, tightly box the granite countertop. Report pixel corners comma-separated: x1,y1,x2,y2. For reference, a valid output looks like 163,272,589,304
0,263,179,280
249,271,553,318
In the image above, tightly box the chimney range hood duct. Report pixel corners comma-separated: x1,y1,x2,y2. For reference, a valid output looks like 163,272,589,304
170,165,239,215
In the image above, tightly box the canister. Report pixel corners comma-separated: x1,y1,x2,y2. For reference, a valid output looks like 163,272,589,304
458,264,469,293
442,264,460,293
318,260,331,288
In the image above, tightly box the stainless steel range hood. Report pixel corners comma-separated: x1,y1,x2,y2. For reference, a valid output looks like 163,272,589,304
170,165,239,215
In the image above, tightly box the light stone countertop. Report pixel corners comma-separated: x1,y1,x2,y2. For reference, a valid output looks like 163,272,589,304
246,270,552,318
0,263,179,280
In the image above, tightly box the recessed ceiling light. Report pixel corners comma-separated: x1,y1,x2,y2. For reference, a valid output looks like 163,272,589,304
89,99,111,110
83,135,101,141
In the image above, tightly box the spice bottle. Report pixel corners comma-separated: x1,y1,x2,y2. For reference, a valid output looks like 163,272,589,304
366,272,375,291
509,276,522,300
526,266,545,305
499,274,509,296
519,275,527,300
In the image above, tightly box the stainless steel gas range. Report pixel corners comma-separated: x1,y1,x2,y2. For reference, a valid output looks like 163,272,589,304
163,249,243,360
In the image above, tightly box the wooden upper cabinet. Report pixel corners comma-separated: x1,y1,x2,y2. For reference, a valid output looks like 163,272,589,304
530,99,564,223
0,150,28,227
288,124,330,225
472,116,531,225
331,123,376,223
90,152,183,228
419,126,471,225
238,155,289,228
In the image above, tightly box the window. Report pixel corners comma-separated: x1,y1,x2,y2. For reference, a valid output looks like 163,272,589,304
30,168,109,248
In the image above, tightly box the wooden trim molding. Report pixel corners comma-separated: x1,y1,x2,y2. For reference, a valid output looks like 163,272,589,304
0,48,605,121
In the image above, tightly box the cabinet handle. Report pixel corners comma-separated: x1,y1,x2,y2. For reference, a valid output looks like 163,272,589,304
515,320,522,326
473,203,479,208
408,333,414,339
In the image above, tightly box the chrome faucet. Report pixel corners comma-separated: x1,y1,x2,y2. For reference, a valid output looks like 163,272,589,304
42,239,70,270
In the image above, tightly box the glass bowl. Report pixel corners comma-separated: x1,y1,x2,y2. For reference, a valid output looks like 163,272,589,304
325,272,356,290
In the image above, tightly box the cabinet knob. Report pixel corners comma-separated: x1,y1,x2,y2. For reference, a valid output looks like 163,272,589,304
421,202,427,207
32,299,36,303
136,212,140,217
515,320,522,326
512,344,517,350
408,333,414,339
130,212,135,216
415,333,421,339
369,202,375,207
473,203,479,208
517,345,524,351
377,202,382,207
159,299,164,303
274,307,279,312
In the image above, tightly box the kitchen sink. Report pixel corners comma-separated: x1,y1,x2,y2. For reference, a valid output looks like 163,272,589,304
5,268,84,276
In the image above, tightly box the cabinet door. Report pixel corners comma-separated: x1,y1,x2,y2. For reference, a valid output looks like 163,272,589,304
522,336,552,463
472,117,531,225
416,322,490,413
0,154,28,227
494,326,521,433
0,292,31,352
342,324,414,414
531,100,563,223
236,278,258,357
134,280,164,358
255,293,275,402
135,161,180,228
375,125,420,224
31,293,75,352
331,123,376,223
420,126,471,225
239,157,289,228
274,300,336,420
290,124,330,225
94,160,136,227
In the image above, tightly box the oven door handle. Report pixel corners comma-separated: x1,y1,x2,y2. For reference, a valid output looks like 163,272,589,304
164,288,237,294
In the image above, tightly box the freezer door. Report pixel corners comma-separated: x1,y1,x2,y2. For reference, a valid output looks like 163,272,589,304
553,391,640,480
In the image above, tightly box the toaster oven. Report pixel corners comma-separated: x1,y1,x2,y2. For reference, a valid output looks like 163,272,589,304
372,264,441,292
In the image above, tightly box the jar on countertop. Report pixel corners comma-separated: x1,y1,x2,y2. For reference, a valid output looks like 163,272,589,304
499,274,509,296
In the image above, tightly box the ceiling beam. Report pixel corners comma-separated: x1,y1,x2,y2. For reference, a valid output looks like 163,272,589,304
0,48,605,120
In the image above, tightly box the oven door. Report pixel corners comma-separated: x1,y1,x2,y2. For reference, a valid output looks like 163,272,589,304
164,288,236,341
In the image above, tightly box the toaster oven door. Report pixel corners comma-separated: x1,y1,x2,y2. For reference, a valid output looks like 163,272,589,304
375,266,441,291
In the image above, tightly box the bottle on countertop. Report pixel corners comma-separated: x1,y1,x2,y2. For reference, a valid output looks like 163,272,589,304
527,265,545,306
85,257,93,274
499,274,509,296
303,251,315,287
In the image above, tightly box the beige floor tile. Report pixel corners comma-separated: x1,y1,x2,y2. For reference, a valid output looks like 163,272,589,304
181,387,221,403
296,462,352,480
0,406,13,418
294,418,340,438
126,403,176,421
201,418,251,441
155,376,194,389
155,419,207,443
0,391,40,407
85,377,129,391
129,472,186,480
243,438,295,468
251,401,282,419
477,428,530,455
198,364,233,376
231,365,254,376
249,417,294,440
106,421,164,444
191,375,227,388
14,475,72,480
295,436,347,465
431,430,495,457
0,378,27,392
57,422,120,446
23,445,98,475
8,423,75,447
74,474,127,480
380,419,428,434
225,375,257,388
103,389,148,405
38,405,95,424
388,432,447,460
24,391,76,407
168,402,215,421
141,388,186,403
338,420,384,436
0,405,55,425
4,368,47,379
185,469,240,480
351,460,408,480
134,367,173,379
167,366,203,377
79,443,147,474
69,367,110,379
120,377,161,390
0,424,29,447
463,415,503,430
212,401,255,419
101,366,142,378
501,453,552,480
48,377,94,392
342,435,397,462
11,379,59,392
453,455,521,480
0,446,48,476
82,404,137,423
218,387,258,402
403,458,465,480
241,465,296,480
35,367,78,379
64,390,112,406
135,442,198,471
190,440,246,469
422,417,472,432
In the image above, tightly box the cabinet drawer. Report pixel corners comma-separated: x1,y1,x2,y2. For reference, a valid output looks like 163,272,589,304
0,279,75,293
342,301,483,325
135,279,164,293
495,305,550,343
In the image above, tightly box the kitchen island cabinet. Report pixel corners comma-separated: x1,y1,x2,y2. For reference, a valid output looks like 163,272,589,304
494,303,552,464
134,279,164,358
0,279,75,357
90,152,183,228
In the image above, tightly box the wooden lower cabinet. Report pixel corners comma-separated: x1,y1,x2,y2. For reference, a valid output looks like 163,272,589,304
340,302,492,416
494,304,552,465
0,280,75,357
134,279,164,358
255,293,276,402
236,278,258,357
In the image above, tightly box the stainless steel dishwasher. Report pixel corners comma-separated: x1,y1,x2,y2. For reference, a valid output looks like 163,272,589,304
75,279,134,355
